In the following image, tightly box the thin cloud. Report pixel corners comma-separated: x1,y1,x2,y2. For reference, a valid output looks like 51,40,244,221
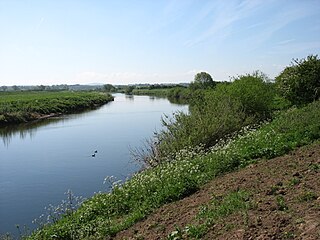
184,0,268,47
276,39,296,46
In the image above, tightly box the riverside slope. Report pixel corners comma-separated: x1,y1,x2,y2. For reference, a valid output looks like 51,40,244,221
116,142,320,240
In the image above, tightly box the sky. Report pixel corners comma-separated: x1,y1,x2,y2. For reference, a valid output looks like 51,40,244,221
0,0,320,86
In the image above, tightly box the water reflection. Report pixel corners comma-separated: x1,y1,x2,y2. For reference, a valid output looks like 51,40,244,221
125,94,134,100
0,118,84,147
0,118,66,147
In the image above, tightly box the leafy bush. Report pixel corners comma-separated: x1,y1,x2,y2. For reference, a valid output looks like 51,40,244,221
154,72,274,162
227,71,274,119
275,55,320,105
157,89,246,159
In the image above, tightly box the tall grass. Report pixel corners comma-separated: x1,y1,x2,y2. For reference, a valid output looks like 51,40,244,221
27,100,320,239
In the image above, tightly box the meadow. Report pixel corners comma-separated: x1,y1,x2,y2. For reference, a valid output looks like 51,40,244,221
0,91,114,125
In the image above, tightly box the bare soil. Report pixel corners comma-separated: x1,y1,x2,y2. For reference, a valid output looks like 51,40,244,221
115,142,320,240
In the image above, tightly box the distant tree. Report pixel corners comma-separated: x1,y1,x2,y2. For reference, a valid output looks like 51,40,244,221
190,72,216,90
103,84,115,92
125,85,135,95
275,55,320,105
12,85,20,91
38,85,46,91
0,86,8,92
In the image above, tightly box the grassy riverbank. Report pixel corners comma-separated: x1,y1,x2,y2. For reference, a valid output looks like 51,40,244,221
0,91,114,125
25,99,320,239
132,88,170,97
22,56,320,239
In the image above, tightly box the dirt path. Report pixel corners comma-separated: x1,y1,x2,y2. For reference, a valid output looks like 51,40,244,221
115,142,320,239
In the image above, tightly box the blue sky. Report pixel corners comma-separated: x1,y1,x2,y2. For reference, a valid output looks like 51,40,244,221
0,0,319,86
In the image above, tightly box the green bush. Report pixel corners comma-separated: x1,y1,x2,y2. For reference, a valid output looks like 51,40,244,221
157,89,246,159
155,72,274,161
275,55,320,105
227,71,274,119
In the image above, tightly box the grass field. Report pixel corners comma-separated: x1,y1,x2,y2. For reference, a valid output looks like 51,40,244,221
0,91,114,125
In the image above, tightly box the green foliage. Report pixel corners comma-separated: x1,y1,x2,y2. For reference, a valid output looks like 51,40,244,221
167,190,251,239
298,191,317,202
155,72,274,160
228,71,275,119
190,72,216,89
27,100,320,239
132,88,170,97
125,86,135,95
275,55,320,105
103,84,116,92
157,89,246,157
0,91,113,125
276,196,288,211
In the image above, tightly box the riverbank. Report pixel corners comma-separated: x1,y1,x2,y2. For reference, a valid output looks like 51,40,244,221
26,99,320,239
0,91,114,125
116,141,320,239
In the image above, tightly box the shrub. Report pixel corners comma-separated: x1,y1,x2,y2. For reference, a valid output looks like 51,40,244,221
228,71,274,119
275,55,320,105
153,72,274,162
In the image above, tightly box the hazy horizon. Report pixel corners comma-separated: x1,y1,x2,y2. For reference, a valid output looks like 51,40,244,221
1,0,320,86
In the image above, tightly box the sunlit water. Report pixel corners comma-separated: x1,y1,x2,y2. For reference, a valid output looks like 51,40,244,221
0,94,187,235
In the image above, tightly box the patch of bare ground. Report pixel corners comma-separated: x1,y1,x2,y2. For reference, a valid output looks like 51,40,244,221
115,142,320,240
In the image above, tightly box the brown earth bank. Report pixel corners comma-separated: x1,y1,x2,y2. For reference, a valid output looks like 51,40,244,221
115,142,320,240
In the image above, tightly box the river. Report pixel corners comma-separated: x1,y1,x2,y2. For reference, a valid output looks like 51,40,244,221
0,93,188,236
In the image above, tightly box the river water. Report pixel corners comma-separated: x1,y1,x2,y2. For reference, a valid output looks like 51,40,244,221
0,94,187,235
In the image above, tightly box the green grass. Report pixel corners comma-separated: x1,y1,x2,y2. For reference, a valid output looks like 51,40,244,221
180,190,250,239
26,100,320,239
0,91,114,124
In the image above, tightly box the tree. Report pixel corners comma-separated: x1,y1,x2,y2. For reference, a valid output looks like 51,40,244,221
103,84,115,92
275,55,320,105
0,86,8,92
190,72,215,89
12,85,20,91
125,85,134,95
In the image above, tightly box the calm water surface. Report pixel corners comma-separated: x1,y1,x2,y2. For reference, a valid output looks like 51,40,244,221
0,94,187,235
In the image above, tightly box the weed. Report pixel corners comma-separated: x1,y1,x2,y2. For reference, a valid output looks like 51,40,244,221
184,224,207,239
289,178,301,186
298,191,317,202
282,231,295,239
309,163,320,172
167,226,183,240
276,196,288,211
183,191,250,239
